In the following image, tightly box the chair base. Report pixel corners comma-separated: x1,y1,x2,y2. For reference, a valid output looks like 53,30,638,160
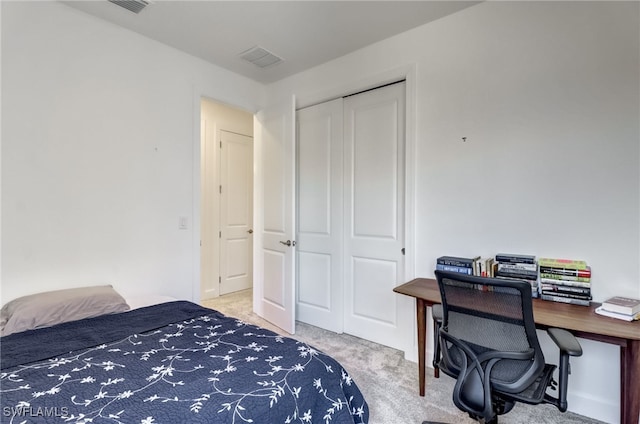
422,419,497,424
422,410,501,424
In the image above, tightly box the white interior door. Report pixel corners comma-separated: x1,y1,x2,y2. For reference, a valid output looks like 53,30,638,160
343,82,406,349
254,96,296,334
220,130,253,295
296,99,344,333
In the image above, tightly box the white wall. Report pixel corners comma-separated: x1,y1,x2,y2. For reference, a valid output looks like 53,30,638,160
267,2,639,423
1,1,265,303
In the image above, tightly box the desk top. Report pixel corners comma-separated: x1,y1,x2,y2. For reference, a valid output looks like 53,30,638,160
394,278,640,343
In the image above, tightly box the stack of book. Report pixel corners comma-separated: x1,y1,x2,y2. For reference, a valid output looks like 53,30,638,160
538,258,592,306
494,253,538,297
475,257,495,278
595,296,640,321
435,256,478,275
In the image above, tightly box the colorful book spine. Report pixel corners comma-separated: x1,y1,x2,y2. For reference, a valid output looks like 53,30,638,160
539,266,591,278
477,257,494,277
540,279,591,289
538,258,588,270
539,274,591,284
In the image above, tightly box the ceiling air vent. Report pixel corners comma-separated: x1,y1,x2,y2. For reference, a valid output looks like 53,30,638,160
239,46,284,69
108,0,150,14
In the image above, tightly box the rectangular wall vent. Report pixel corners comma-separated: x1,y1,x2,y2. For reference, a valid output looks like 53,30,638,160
108,0,150,14
239,46,284,69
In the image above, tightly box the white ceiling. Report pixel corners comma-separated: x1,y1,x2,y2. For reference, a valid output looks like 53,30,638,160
62,1,479,84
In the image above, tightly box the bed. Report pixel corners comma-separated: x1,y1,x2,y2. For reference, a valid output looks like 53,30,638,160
0,287,368,424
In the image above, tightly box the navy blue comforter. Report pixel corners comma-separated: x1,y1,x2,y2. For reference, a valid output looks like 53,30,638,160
0,302,368,424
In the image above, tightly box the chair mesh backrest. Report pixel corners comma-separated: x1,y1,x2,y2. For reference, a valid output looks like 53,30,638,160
436,271,544,388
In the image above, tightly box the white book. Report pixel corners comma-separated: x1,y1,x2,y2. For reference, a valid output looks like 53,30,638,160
601,296,640,316
595,306,640,322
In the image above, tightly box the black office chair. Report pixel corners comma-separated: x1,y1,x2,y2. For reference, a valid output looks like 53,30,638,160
423,270,583,424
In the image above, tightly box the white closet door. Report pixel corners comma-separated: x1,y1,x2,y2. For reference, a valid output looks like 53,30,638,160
253,96,296,334
343,82,406,349
219,130,253,295
296,99,344,333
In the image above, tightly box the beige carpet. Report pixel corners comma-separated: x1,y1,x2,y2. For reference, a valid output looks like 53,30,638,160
202,290,603,424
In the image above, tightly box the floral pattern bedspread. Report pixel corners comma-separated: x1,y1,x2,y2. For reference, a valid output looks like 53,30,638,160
0,303,368,424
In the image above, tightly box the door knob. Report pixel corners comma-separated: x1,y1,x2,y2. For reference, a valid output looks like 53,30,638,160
247,229,253,234
279,240,295,247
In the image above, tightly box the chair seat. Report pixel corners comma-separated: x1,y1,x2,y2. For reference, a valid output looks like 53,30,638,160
497,363,556,405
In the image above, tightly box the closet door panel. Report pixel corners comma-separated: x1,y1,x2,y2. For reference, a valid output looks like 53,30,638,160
295,98,344,333
343,82,406,350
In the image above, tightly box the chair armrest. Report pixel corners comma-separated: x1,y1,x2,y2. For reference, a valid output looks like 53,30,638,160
545,328,582,412
547,328,582,357
432,304,443,322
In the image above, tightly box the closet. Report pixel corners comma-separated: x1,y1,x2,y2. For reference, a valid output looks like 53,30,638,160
296,81,406,349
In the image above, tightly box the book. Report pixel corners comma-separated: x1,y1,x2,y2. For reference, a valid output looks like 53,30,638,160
540,278,591,288
540,294,591,306
539,266,591,278
540,283,591,295
539,274,591,284
539,290,592,301
497,262,537,272
477,257,494,277
437,256,479,268
538,258,588,271
436,263,473,275
495,269,538,280
601,296,640,316
495,253,536,264
595,306,640,322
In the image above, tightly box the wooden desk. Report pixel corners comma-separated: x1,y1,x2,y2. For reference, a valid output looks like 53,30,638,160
394,278,640,424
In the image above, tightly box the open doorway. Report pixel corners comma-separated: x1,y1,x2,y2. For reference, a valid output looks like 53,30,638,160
200,98,254,300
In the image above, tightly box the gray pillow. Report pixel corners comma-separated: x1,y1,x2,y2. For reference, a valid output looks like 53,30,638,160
0,285,130,336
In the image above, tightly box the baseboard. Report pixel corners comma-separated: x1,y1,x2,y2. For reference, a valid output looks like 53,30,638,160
567,391,620,424
404,347,418,363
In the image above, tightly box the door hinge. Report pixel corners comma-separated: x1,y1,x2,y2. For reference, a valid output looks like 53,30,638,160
218,276,221,283
401,248,405,256
219,185,222,194
219,231,222,238
220,141,222,149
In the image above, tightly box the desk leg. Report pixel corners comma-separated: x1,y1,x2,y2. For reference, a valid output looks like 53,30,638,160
621,339,640,424
417,298,426,397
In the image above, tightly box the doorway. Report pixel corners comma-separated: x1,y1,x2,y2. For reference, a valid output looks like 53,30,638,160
200,98,254,300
